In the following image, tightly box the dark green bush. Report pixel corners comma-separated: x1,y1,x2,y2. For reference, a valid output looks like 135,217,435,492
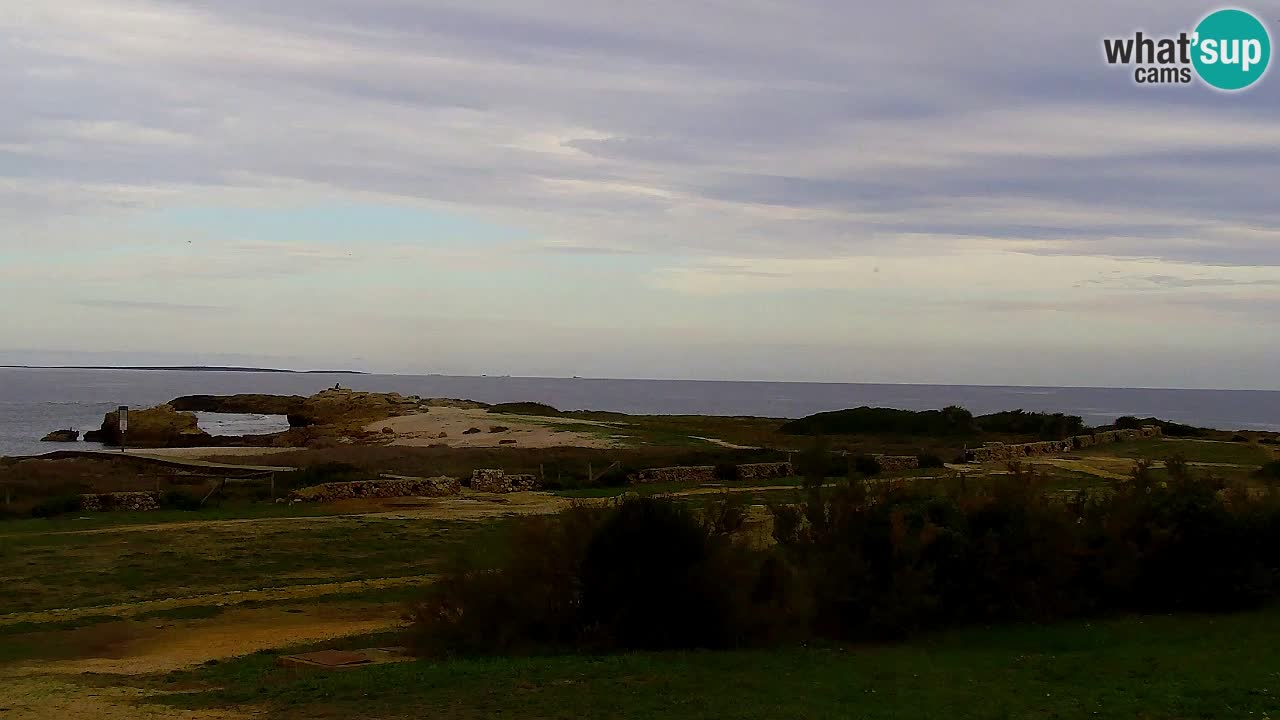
775,464,1280,640
916,453,946,469
713,463,741,482
781,406,975,436
851,455,883,476
1259,461,1280,483
411,466,1280,655
280,462,373,489
1113,416,1205,437
407,497,799,655
31,495,82,518
975,410,1084,439
160,489,203,511
488,402,563,416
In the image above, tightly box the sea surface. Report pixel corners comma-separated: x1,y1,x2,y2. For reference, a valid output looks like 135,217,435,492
1,367,1278,458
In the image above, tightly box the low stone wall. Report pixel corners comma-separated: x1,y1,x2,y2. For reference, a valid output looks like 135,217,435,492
80,491,160,512
290,476,460,502
631,461,794,484
470,469,540,493
736,462,794,480
872,455,920,472
965,425,1162,463
629,465,718,484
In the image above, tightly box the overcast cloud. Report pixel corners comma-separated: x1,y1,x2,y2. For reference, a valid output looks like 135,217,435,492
1,1,1277,388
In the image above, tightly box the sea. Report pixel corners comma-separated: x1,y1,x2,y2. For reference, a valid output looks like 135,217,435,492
1,367,1278,458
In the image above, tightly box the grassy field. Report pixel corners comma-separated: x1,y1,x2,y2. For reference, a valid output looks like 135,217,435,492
1073,437,1273,466
0,514,506,616
146,605,1280,719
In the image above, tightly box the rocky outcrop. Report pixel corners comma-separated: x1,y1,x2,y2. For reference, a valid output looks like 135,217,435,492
80,491,160,512
290,476,461,502
86,404,211,447
41,429,79,442
169,394,307,417
965,425,1162,463
288,388,427,427
469,469,540,493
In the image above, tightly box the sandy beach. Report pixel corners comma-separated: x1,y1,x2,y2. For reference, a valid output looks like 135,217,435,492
364,407,625,449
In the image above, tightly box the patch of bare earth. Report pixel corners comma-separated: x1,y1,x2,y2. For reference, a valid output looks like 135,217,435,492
366,407,624,449
2,604,402,719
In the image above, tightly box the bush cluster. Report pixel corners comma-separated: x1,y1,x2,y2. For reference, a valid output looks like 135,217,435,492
407,497,800,655
1113,415,1205,437
410,460,1280,655
975,410,1084,439
774,461,1280,639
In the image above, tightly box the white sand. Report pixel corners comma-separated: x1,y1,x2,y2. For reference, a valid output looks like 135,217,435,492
365,407,625,449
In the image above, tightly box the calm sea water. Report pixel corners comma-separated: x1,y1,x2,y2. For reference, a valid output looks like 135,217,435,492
1,368,1278,458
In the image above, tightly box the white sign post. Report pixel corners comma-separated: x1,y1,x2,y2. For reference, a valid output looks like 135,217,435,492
118,406,128,453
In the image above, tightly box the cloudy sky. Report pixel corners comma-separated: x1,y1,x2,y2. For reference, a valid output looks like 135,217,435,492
2,1,1277,388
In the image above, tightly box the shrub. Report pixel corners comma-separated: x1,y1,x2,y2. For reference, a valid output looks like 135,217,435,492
1233,434,1250,442
713,463,741,482
851,455,882,476
976,410,1084,439
407,497,799,655
280,462,373,490
774,462,1280,640
916,453,946,469
780,406,975,436
1113,416,1205,437
160,489,203,511
31,495,82,518
1259,461,1280,483
488,402,563,416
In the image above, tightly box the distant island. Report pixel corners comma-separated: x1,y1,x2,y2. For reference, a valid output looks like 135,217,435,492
1,365,366,374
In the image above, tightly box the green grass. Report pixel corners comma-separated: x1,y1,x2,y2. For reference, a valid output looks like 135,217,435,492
1075,438,1272,466
552,475,806,499
152,605,1280,719
0,502,361,535
0,516,510,615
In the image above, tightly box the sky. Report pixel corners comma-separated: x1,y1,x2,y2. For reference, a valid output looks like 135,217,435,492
2,1,1278,388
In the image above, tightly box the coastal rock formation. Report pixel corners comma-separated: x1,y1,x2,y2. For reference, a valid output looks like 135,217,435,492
288,388,425,427
80,491,160,512
965,425,1162,463
41,429,79,442
290,476,461,502
168,389,459,430
169,393,307,417
86,404,211,447
470,469,540,493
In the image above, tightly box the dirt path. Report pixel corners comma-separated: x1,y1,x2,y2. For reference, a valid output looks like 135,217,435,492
2,604,404,718
1027,458,1131,480
0,675,250,720
0,575,435,628
688,436,760,450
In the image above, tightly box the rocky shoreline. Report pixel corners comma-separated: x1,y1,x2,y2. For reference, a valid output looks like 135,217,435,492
49,388,494,451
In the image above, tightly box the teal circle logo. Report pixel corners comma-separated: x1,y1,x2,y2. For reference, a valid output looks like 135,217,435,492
1192,8,1271,90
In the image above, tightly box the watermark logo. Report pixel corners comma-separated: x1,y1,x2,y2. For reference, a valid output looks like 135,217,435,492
1103,7,1271,91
